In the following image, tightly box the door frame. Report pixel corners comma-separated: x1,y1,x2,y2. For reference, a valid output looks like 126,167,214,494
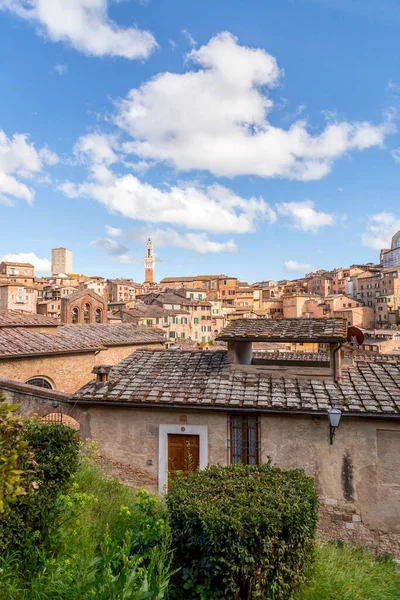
158,424,208,494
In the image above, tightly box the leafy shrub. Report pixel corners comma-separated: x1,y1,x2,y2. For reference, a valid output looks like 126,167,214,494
167,462,319,600
0,396,34,513
0,420,79,554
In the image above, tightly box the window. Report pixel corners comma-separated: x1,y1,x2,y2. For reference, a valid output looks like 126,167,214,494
230,416,259,465
71,308,79,323
180,332,186,339
170,331,176,338
26,377,52,390
194,317,199,324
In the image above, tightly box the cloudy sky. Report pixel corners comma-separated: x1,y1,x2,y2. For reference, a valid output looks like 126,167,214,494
1,0,399,281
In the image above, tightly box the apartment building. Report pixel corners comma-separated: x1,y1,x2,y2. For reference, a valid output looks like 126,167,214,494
108,279,139,304
0,284,38,312
306,274,332,296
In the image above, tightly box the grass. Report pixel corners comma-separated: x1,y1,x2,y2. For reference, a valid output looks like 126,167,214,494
0,449,173,600
1,448,399,599
297,541,400,600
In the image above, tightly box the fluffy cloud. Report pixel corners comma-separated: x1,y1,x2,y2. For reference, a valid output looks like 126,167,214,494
115,32,390,180
120,227,238,254
284,260,316,273
362,212,400,250
73,133,120,166
0,252,51,272
277,200,335,232
0,0,157,60
90,237,128,255
0,130,57,205
105,225,123,237
59,166,271,234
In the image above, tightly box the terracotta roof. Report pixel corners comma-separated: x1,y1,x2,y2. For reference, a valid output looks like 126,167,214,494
0,262,34,267
58,324,165,346
0,310,59,327
71,349,400,416
218,318,347,343
0,328,101,358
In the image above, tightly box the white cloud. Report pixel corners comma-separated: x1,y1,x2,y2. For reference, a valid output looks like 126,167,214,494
0,0,157,60
128,227,238,254
0,130,56,205
58,166,271,234
90,237,128,255
181,28,196,48
53,63,68,75
114,32,391,180
284,260,315,273
0,252,51,272
105,225,123,237
73,132,119,165
392,148,400,164
277,200,335,232
362,212,400,249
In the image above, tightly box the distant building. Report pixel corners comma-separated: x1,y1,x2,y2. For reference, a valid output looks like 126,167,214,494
0,284,37,312
52,247,73,275
382,231,400,268
0,261,35,282
60,289,108,324
144,238,155,284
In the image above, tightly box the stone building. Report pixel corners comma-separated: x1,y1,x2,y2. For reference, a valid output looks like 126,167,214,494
107,279,139,304
60,289,108,324
0,322,164,393
0,284,38,312
0,261,35,280
51,247,73,275
61,317,400,556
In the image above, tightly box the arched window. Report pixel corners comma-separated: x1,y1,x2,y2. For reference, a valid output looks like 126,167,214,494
95,308,102,323
26,377,53,389
71,307,79,324
83,303,91,323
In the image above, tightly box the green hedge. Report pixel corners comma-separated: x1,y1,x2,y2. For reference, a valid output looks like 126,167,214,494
0,420,79,554
167,463,319,600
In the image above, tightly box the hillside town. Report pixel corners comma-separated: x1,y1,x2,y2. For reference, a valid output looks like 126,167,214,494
1,2,400,595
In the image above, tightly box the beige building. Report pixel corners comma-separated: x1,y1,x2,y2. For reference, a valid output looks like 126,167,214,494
0,321,164,393
108,279,139,304
0,284,38,312
45,317,400,557
51,247,73,275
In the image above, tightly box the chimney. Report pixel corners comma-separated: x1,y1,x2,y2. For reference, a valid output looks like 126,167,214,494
92,365,113,384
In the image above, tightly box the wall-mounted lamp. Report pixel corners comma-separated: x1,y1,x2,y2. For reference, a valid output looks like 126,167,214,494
52,400,59,409
327,407,342,445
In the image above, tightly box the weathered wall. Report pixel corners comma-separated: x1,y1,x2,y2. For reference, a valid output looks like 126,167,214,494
79,406,400,554
0,343,164,393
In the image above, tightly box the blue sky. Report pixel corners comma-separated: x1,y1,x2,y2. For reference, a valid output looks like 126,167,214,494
0,0,399,283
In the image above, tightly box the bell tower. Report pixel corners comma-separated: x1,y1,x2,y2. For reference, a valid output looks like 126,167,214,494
144,237,155,284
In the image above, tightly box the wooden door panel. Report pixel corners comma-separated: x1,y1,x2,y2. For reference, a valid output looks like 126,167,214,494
168,434,200,480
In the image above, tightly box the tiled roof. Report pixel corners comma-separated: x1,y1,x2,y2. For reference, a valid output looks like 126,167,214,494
58,324,165,346
218,318,346,342
0,262,34,267
0,311,59,327
0,328,101,357
72,349,400,416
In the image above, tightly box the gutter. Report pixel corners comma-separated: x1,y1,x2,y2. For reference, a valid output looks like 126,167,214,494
68,399,400,421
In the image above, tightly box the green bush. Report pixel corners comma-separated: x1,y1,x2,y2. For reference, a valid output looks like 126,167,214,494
0,420,79,554
0,396,34,513
167,462,319,600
